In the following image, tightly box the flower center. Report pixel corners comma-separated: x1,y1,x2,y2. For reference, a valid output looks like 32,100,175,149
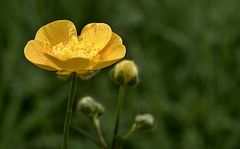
52,36,100,60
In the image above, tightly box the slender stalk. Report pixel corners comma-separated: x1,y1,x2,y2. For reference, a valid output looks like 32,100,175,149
122,125,136,142
73,126,102,147
61,73,78,149
111,86,125,149
92,115,108,149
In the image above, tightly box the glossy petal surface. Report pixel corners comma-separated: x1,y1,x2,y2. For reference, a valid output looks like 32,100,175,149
91,33,126,70
24,40,61,70
44,52,91,71
35,20,77,47
79,23,112,56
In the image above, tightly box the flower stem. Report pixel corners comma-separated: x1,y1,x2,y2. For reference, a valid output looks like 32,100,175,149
92,115,108,149
111,86,125,149
61,73,78,149
122,124,136,142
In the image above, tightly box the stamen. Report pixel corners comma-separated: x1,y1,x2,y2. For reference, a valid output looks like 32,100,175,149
52,36,101,60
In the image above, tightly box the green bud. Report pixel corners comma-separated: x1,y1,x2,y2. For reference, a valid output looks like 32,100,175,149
110,60,139,86
134,114,154,131
77,96,105,117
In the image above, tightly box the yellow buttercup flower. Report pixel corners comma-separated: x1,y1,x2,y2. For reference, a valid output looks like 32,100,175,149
24,20,126,76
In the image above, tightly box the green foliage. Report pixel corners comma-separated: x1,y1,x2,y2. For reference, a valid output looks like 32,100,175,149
0,0,240,148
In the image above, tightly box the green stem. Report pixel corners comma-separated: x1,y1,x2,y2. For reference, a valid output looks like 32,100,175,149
122,124,136,142
111,86,125,149
92,115,108,149
61,73,78,149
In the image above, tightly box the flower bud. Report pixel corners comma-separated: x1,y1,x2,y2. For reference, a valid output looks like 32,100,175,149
77,96,105,117
110,60,139,86
134,114,154,131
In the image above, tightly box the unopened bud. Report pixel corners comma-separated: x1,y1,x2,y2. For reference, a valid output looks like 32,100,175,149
110,60,139,86
134,114,154,131
77,96,105,117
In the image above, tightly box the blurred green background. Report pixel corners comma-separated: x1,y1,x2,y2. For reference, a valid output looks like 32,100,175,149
1,0,240,149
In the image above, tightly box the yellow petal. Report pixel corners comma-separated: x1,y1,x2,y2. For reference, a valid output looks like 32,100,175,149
24,40,61,71
91,33,126,70
35,20,77,47
44,52,91,71
79,23,112,52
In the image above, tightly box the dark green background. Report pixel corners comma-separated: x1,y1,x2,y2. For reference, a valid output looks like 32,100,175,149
0,0,240,148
